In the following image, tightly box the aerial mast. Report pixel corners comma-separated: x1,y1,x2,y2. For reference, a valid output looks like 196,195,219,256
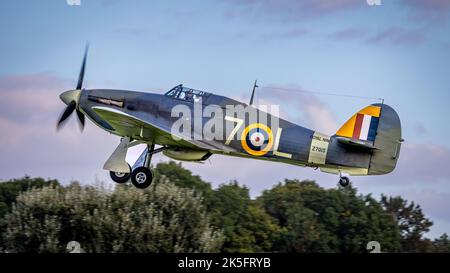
249,79,258,106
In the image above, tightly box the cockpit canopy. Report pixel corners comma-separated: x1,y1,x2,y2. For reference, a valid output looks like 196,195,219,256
164,84,211,102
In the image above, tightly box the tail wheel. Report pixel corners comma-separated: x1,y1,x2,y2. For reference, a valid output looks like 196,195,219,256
131,167,153,189
110,164,132,183
339,176,350,187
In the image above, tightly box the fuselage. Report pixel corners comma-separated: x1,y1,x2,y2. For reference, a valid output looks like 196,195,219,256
62,87,375,176
57,45,401,185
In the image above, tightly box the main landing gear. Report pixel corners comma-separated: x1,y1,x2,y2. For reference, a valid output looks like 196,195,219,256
338,172,350,187
129,143,158,189
105,138,163,189
130,166,153,189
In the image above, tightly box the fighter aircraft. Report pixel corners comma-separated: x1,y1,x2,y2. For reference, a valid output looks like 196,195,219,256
57,46,403,189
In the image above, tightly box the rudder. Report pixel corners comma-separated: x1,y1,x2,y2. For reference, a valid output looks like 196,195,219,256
368,103,402,175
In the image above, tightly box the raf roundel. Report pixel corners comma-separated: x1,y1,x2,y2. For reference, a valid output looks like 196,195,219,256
241,123,274,156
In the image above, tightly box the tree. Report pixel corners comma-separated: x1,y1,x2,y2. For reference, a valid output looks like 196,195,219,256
2,178,223,253
259,180,401,252
381,195,433,252
258,180,336,252
154,161,214,206
433,233,450,253
0,163,443,253
0,176,59,251
154,162,282,252
208,181,281,252
0,176,59,218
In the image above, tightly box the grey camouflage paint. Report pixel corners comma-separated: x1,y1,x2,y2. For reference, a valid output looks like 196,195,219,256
77,87,402,176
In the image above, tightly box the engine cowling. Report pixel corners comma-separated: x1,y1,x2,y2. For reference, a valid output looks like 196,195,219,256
162,148,212,162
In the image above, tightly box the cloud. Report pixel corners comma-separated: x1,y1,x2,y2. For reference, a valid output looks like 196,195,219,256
297,94,339,134
329,27,368,40
259,85,339,134
403,189,450,224
0,74,67,123
224,0,450,25
327,26,429,47
221,28,311,43
329,26,429,47
366,27,427,46
414,122,427,135
266,28,309,39
222,0,363,22
0,74,118,184
401,0,450,24
114,27,149,37
390,142,450,183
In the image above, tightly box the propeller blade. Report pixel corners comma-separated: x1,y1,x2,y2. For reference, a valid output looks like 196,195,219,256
57,101,77,129
76,43,89,90
76,109,85,131
57,44,90,132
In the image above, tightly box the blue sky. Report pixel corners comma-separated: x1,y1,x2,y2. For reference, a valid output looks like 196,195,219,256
1,0,450,238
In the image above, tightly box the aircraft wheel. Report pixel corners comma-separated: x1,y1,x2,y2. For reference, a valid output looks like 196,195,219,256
131,167,153,189
110,164,131,183
339,176,350,187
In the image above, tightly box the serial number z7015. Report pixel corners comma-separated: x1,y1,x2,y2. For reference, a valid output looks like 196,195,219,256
312,146,326,153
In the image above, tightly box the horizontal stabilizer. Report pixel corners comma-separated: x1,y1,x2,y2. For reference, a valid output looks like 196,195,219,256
335,136,379,150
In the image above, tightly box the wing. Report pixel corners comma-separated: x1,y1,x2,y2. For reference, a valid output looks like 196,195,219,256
91,106,229,151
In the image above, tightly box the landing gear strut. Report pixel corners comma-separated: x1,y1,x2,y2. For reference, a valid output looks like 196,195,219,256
130,143,155,189
104,138,163,189
339,172,350,187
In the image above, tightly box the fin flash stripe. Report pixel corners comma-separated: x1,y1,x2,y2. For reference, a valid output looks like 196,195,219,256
336,105,381,140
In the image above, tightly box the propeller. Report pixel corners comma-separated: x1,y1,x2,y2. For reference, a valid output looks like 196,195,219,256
57,43,89,131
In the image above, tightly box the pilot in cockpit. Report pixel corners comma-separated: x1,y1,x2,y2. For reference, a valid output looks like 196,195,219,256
184,90,194,102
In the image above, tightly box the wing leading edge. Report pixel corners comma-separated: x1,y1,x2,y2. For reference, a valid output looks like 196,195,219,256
91,106,233,152
92,106,199,148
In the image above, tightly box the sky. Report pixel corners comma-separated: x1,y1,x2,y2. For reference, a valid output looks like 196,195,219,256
1,0,450,238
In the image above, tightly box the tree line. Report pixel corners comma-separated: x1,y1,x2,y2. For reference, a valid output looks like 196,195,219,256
0,161,449,253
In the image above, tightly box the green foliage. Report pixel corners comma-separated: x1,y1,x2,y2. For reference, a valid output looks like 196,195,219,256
0,176,59,218
0,161,446,253
154,161,214,202
208,181,281,252
259,180,401,252
2,178,223,253
0,176,59,251
153,162,281,253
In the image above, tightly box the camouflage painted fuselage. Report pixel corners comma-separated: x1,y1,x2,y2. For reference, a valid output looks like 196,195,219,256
77,86,402,176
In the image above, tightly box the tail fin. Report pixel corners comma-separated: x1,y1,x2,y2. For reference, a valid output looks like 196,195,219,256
336,105,381,143
336,103,402,175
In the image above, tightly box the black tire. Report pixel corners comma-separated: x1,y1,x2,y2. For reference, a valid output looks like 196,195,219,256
339,176,350,187
110,164,132,183
131,167,153,189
